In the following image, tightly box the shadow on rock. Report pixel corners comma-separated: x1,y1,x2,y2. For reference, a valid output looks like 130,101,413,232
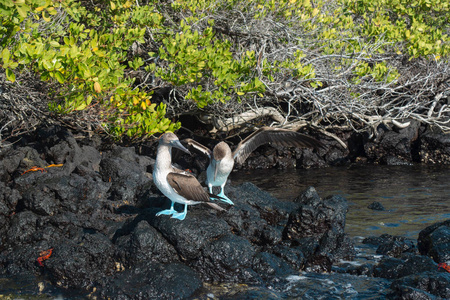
1,125,448,299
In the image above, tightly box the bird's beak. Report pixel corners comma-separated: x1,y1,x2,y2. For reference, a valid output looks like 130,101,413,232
214,160,219,181
172,140,191,155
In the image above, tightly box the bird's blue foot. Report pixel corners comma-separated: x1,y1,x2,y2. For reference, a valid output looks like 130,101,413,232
171,204,187,220
171,211,187,220
217,192,234,205
156,208,177,217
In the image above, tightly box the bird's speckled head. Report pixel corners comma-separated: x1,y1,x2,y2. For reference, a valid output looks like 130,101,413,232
159,132,178,145
213,141,231,161
159,132,190,154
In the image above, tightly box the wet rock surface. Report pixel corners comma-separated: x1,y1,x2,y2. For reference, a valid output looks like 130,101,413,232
168,119,449,171
363,233,417,258
0,126,449,299
368,201,386,211
283,187,356,272
418,219,450,264
178,120,449,169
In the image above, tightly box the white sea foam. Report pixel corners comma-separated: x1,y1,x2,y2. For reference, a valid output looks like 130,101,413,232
339,259,362,266
286,274,307,282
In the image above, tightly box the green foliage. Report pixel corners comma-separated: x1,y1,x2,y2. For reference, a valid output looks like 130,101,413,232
1,0,449,137
342,0,450,58
353,61,400,84
1,0,179,138
147,21,265,108
166,0,430,104
1,0,56,81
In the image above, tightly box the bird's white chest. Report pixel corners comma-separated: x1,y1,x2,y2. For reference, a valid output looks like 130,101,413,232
207,158,234,186
153,168,172,196
153,168,167,193
153,168,180,200
153,168,199,205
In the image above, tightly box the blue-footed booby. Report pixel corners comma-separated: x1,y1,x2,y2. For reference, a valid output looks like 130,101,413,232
153,132,225,220
183,127,323,204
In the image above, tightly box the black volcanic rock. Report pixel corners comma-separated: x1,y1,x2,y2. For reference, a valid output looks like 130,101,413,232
0,125,449,299
418,219,450,264
419,127,450,164
194,234,261,283
114,220,179,267
45,234,117,290
363,233,417,258
99,146,152,205
391,272,450,299
364,120,421,164
99,261,203,300
283,186,356,271
373,255,438,279
368,201,385,211
147,209,231,261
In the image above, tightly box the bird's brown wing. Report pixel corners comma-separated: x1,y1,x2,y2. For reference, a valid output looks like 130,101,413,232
167,172,225,211
182,138,213,160
167,172,211,203
233,127,323,164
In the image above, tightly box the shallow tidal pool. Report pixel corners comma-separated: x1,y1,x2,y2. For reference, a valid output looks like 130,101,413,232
230,164,450,239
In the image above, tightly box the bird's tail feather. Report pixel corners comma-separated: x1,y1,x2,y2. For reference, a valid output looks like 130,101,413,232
205,193,227,211
209,193,228,201
206,202,226,211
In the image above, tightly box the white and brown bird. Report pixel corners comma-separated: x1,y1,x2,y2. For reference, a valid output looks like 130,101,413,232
152,132,225,220
183,127,323,204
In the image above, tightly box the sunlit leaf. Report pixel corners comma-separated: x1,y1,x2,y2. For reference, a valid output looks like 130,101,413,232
2,48,10,63
5,69,15,83
54,71,65,84
94,82,102,93
16,6,28,18
75,103,87,110
49,41,60,47
3,0,14,7
42,11,51,22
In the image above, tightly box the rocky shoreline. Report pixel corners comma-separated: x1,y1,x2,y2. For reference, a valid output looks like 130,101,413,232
173,119,450,173
0,126,449,299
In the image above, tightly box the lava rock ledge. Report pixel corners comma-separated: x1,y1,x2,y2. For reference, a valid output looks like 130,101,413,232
0,126,449,299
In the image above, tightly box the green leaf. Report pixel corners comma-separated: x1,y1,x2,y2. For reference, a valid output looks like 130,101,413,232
42,11,51,22
3,0,14,7
54,71,65,84
42,59,53,70
2,48,10,63
16,5,30,18
5,68,15,82
49,41,60,47
75,102,87,110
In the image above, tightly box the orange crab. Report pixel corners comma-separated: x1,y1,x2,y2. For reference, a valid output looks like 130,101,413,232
21,166,46,175
438,262,450,273
37,248,54,267
21,164,64,175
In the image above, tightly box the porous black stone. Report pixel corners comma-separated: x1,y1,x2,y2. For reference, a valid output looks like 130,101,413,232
368,201,385,211
1,125,448,299
418,219,450,263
